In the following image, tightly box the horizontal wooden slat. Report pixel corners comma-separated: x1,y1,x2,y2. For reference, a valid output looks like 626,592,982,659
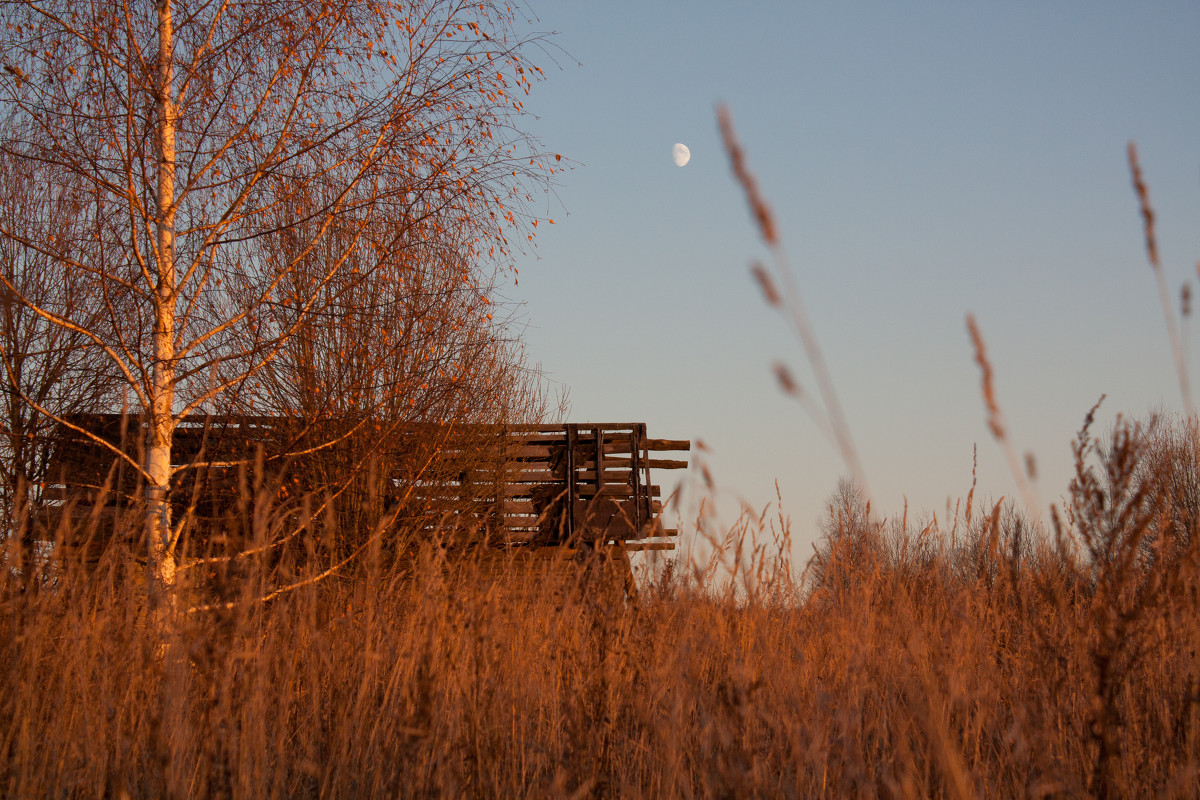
499,424,644,432
498,483,661,499
644,438,691,452
52,416,650,436
621,541,676,552
498,433,634,446
647,459,689,470
480,469,635,484
581,471,636,484
499,497,661,516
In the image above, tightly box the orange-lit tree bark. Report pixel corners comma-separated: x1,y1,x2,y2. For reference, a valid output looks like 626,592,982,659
0,0,552,600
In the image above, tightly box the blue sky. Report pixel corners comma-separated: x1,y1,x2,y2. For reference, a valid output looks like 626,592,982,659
508,1,1200,552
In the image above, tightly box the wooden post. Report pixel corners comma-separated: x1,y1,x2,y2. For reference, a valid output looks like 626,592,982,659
564,424,576,542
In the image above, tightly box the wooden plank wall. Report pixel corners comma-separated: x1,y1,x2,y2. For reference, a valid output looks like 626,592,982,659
40,417,690,550
486,424,688,547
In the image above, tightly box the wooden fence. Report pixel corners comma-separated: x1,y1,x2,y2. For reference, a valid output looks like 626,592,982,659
37,416,689,554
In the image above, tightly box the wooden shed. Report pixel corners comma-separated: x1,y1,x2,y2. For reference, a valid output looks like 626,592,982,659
37,415,689,559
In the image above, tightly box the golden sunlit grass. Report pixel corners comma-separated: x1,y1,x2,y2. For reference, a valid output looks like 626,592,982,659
2,413,1199,799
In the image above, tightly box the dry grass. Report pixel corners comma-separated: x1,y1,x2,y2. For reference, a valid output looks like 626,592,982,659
2,411,1199,799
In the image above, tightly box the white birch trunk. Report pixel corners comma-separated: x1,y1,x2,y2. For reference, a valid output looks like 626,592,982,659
148,0,178,601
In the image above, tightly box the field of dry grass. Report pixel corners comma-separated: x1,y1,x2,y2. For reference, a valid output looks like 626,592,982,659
1,104,1196,799
2,409,1198,799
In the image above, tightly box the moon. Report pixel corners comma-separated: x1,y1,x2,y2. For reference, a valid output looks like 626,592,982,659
672,142,690,167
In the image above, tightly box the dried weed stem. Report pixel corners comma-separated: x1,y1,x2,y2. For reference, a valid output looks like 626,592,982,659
966,314,1041,520
717,103,868,496
1128,141,1194,416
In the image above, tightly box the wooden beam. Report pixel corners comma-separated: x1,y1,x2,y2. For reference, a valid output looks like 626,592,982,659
621,541,676,552
647,458,689,470
644,438,691,451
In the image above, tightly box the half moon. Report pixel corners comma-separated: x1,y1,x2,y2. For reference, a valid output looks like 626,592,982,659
673,142,691,167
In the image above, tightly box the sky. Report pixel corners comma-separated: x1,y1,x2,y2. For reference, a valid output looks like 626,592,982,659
505,1,1200,557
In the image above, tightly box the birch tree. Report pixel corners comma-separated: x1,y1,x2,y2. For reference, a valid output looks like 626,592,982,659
0,0,553,599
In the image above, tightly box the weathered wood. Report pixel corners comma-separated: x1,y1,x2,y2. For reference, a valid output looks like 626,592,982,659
483,469,635,484
644,438,691,452
499,483,661,499
622,540,676,552
502,499,664,517
43,416,688,549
